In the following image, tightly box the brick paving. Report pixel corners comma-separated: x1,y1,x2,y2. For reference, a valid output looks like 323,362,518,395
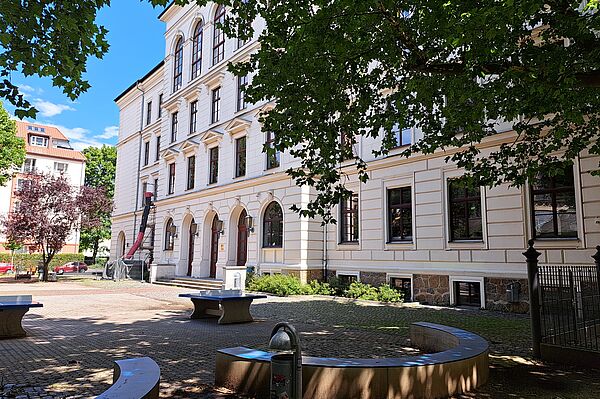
0,281,420,399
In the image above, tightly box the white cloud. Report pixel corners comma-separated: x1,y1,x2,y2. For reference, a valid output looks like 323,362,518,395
97,125,119,140
33,99,75,117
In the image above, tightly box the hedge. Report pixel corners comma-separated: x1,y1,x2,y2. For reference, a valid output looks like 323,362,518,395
0,253,85,270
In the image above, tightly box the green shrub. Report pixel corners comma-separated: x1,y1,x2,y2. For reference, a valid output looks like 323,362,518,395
377,285,404,303
345,281,380,301
301,279,335,295
0,253,85,270
247,274,303,296
327,276,351,296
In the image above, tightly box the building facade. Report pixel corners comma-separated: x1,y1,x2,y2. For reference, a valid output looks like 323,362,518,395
0,121,87,253
111,1,600,312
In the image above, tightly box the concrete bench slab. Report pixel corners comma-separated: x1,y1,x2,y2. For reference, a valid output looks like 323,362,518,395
215,322,489,399
0,295,43,339
96,357,160,399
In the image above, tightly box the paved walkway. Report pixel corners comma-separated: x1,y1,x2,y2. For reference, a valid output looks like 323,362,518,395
0,280,419,398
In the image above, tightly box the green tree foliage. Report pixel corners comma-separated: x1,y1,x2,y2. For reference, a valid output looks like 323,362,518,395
0,101,25,186
0,1,109,118
80,145,116,262
4,1,599,221
154,0,600,221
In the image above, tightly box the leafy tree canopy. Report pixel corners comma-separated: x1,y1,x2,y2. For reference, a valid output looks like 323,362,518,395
5,1,600,222
0,101,25,186
0,0,109,118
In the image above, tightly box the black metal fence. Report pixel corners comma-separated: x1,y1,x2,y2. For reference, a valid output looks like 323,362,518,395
539,264,600,352
525,241,600,358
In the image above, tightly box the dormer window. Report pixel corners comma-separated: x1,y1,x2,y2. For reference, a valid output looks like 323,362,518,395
30,135,48,147
27,126,45,133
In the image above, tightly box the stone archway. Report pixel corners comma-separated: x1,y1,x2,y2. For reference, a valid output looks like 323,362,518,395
117,231,126,259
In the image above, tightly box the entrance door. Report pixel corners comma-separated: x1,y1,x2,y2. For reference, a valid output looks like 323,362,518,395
237,209,248,266
187,221,196,277
210,215,220,278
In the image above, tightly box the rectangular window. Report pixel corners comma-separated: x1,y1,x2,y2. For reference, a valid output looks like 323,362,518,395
54,162,68,173
454,281,481,307
143,141,150,166
388,187,412,242
340,192,359,243
266,131,280,169
16,178,26,191
168,163,175,195
213,11,226,65
29,135,48,147
187,155,196,190
189,101,198,134
531,166,578,238
22,158,36,173
155,136,161,161
235,136,247,177
392,124,412,147
390,277,412,301
141,181,148,206
237,75,248,111
448,179,483,241
340,131,355,161
337,274,358,290
146,101,152,125
209,147,219,184
211,87,221,124
171,112,178,143
158,94,163,118
153,178,158,200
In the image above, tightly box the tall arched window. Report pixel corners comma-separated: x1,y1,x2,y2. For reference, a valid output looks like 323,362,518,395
263,202,283,248
191,22,203,80
173,38,184,92
164,218,175,250
212,5,226,65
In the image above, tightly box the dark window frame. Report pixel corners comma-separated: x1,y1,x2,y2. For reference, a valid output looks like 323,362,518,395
143,141,150,166
146,101,152,126
237,74,248,111
153,178,158,200
168,163,176,195
454,281,482,307
391,124,412,148
189,101,198,134
266,131,280,169
390,277,412,301
155,136,161,161
164,218,175,250
191,22,203,80
235,136,247,178
158,94,163,118
212,6,226,65
211,87,221,124
171,112,178,143
209,146,219,184
263,202,284,248
187,155,196,190
173,38,184,92
387,187,413,242
530,167,578,239
448,179,483,241
340,192,359,243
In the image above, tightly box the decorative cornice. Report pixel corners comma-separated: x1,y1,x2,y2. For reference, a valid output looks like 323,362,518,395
161,147,180,161
178,138,201,154
200,129,224,146
224,117,252,136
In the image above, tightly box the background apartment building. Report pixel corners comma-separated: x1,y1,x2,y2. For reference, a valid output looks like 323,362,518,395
111,1,600,312
0,121,86,253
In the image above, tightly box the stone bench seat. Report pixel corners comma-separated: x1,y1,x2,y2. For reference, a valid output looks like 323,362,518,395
216,322,489,399
96,357,160,399
0,295,43,339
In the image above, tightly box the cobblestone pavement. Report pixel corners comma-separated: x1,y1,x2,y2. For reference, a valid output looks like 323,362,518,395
1,280,599,398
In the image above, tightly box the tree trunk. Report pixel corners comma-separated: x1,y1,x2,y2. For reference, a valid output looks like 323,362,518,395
92,240,99,264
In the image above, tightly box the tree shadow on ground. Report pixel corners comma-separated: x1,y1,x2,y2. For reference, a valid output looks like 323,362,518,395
0,298,597,398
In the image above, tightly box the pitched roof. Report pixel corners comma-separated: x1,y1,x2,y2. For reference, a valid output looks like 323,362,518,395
14,120,87,162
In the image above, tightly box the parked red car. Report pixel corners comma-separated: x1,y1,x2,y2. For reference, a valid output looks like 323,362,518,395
0,263,15,274
54,261,88,274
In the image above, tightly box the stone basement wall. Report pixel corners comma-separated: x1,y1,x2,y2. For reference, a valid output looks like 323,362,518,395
485,277,529,313
359,272,387,286
287,269,324,284
413,274,451,306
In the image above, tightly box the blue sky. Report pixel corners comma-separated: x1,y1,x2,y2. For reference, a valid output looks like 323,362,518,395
6,1,167,151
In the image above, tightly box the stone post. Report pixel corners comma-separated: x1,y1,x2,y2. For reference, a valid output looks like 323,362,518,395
523,239,542,358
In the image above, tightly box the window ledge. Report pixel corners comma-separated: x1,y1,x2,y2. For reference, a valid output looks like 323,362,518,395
533,237,581,249
385,241,414,250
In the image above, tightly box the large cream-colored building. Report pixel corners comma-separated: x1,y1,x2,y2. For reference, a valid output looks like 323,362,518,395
111,1,600,311
0,121,86,253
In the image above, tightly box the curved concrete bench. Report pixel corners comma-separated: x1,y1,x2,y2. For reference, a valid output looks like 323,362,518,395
216,322,489,399
96,357,160,399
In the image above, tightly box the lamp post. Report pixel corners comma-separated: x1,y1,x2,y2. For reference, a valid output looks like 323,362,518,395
269,322,302,399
